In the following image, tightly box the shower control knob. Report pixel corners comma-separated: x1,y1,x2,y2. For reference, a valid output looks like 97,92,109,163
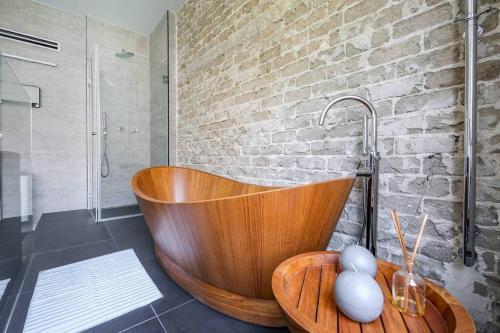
117,126,124,131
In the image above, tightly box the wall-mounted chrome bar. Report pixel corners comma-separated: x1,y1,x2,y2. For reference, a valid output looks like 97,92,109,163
462,0,479,267
0,52,57,67
455,3,497,267
454,4,497,266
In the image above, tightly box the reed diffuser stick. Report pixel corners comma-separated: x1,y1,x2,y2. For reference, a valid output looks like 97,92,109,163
390,209,411,312
408,214,428,313
390,210,428,315
410,214,428,268
390,209,409,267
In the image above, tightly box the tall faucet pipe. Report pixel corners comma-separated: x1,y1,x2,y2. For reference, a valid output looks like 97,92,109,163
319,95,379,256
319,95,378,153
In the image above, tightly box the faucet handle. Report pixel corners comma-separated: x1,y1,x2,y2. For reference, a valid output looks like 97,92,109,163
355,160,372,177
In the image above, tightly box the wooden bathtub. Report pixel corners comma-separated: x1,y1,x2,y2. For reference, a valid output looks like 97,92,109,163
131,166,355,327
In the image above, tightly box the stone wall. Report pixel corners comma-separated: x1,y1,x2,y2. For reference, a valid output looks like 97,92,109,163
176,0,500,330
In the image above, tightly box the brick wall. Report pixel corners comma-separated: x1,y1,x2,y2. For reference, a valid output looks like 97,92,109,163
176,0,500,330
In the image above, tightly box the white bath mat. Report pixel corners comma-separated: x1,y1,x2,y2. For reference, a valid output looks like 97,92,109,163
0,278,10,300
23,249,162,333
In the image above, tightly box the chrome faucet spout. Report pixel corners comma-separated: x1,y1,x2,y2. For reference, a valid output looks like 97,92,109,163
319,95,378,154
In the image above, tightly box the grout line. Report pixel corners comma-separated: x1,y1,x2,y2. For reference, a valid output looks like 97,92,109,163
0,256,23,264
103,222,121,250
156,298,195,317
139,255,156,262
117,297,195,332
31,238,112,256
118,316,157,333
150,305,168,333
16,289,33,297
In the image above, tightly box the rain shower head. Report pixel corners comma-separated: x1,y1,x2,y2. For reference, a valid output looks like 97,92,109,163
115,49,134,58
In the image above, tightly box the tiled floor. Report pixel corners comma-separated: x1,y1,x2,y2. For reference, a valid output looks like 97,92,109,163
3,210,290,332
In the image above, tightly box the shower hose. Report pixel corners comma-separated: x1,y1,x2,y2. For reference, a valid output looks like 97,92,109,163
101,131,110,177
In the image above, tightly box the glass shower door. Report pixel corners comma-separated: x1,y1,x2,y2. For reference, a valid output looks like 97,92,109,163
0,55,33,330
90,44,148,221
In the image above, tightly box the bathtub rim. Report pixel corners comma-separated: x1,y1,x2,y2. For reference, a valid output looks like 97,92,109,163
131,165,356,205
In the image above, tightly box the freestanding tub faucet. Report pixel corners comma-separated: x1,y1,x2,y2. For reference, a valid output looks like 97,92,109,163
319,95,380,256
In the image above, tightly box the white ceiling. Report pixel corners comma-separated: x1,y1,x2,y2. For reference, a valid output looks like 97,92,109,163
33,0,186,35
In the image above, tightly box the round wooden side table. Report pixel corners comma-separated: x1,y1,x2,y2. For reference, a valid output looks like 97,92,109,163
272,251,475,333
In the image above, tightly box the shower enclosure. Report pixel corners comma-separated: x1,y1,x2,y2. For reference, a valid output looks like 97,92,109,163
87,13,171,222
0,55,33,329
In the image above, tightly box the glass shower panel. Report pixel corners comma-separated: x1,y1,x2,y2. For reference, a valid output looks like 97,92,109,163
149,12,169,166
87,13,170,222
88,45,100,222
96,45,148,220
0,56,32,329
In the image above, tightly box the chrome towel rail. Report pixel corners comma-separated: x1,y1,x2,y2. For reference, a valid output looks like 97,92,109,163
0,52,57,67
456,2,497,267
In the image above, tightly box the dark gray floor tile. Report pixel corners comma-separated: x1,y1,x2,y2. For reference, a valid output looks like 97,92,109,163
0,257,23,285
116,232,154,261
31,209,111,254
159,300,289,333
104,216,148,239
123,318,165,333
0,217,23,261
0,256,27,299
141,259,193,314
83,305,156,333
6,255,33,296
105,216,154,261
21,240,118,293
3,292,32,333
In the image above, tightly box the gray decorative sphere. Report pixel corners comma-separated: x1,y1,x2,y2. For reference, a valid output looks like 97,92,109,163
340,245,377,277
334,270,384,323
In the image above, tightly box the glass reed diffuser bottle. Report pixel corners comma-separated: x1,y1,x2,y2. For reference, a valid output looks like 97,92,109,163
392,260,426,316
